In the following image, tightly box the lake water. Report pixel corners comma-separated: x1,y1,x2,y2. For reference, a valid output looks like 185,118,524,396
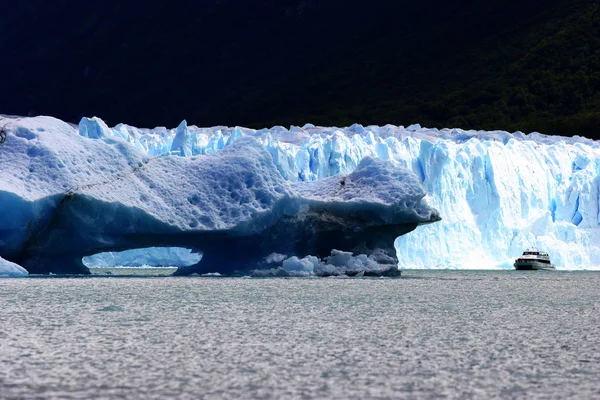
1,271,599,399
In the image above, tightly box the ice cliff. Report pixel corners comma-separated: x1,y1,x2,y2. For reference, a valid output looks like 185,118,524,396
0,116,439,275
73,117,600,270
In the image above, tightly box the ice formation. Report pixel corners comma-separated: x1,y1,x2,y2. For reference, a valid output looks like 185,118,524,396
0,256,28,277
0,116,438,275
255,249,400,277
82,247,202,268
1,114,599,273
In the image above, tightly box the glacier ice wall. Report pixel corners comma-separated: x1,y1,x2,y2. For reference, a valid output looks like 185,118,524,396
73,117,600,270
396,139,600,269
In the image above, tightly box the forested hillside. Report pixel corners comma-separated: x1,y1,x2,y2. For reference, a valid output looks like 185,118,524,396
250,1,600,138
1,0,598,138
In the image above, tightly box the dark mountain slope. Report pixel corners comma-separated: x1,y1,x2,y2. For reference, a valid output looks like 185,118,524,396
247,0,600,138
0,1,598,138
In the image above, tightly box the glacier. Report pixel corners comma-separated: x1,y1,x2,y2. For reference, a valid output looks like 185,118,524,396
0,116,438,276
1,114,599,273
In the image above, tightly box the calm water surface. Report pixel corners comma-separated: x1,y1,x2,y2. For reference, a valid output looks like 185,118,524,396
1,271,600,399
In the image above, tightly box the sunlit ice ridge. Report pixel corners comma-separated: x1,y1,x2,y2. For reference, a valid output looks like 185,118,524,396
5,115,600,271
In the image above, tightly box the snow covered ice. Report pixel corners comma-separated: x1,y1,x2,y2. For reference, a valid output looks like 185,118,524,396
0,116,438,275
1,114,599,274
0,256,28,277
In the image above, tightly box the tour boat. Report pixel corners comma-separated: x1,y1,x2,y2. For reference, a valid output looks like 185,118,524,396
513,248,555,270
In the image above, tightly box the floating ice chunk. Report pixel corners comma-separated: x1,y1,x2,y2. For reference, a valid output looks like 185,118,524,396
282,255,319,276
276,250,400,277
0,256,28,277
200,272,222,277
265,253,287,264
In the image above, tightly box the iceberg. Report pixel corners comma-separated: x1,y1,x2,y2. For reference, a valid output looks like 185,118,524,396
0,116,438,275
273,249,399,277
0,256,28,277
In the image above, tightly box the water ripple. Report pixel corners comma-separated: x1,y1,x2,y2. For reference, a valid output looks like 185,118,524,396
1,271,599,399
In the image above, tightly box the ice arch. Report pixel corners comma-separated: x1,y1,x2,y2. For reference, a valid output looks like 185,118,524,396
0,117,439,275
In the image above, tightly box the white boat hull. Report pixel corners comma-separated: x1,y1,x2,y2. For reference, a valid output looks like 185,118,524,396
513,261,555,270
